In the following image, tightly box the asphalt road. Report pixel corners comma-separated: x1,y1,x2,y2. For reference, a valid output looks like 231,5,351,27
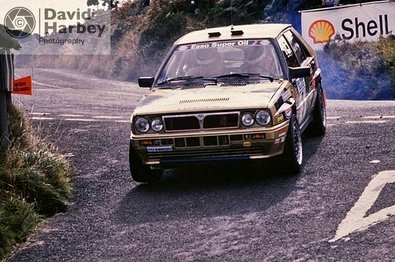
7,68,395,261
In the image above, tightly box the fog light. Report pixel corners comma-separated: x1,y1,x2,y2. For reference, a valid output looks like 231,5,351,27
253,134,263,139
140,140,152,146
244,134,252,140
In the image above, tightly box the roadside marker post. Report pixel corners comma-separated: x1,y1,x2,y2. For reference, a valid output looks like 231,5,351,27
0,49,14,154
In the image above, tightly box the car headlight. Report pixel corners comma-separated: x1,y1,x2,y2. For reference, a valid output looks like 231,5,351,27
241,113,255,127
134,117,150,133
256,110,271,126
151,118,164,132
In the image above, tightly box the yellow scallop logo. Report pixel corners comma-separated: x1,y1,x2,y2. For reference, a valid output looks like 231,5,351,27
308,20,335,44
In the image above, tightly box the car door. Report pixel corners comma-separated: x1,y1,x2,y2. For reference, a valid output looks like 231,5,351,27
277,34,309,125
284,30,317,116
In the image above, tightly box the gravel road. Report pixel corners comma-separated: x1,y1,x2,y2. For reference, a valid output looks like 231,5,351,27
7,68,395,261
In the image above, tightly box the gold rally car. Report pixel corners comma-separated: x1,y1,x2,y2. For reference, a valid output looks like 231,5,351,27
130,24,326,182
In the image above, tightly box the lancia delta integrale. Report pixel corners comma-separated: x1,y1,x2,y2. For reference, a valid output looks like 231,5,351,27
130,24,326,182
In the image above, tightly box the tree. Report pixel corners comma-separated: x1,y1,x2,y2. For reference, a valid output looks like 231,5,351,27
102,0,119,10
0,25,21,50
87,0,99,7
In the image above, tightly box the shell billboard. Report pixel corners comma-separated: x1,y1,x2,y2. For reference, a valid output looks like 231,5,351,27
301,1,395,50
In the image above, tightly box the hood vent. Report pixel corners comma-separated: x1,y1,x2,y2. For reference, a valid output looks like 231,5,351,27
179,97,230,104
219,82,247,87
181,84,206,89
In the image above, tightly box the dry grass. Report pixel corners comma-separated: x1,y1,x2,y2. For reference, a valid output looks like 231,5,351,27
0,105,72,260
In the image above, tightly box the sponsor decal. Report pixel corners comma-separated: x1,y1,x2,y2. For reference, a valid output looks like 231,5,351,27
282,89,292,102
308,20,335,44
243,141,252,148
285,107,292,119
177,40,271,51
277,114,285,124
146,146,173,153
295,78,306,93
274,136,286,144
278,132,287,138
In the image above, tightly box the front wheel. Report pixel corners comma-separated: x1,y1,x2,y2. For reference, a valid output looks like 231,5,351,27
281,115,303,174
129,145,162,183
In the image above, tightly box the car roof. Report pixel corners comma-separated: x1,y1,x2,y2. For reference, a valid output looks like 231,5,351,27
174,24,292,45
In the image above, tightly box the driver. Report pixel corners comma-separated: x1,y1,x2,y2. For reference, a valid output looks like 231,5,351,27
243,46,277,76
194,48,224,77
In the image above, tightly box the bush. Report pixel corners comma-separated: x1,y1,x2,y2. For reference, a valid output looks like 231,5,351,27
138,1,187,69
321,36,395,100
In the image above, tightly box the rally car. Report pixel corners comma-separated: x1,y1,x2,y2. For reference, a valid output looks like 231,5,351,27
130,24,326,182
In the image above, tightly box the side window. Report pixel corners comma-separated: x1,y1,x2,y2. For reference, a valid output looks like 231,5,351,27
284,30,309,65
278,35,299,67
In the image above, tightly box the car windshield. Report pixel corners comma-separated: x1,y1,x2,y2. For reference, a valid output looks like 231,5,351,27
156,39,283,86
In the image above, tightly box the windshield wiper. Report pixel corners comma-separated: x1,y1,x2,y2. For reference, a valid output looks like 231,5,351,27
214,73,276,83
157,76,216,86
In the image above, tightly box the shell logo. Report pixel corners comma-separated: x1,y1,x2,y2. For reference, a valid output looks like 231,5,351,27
308,20,335,44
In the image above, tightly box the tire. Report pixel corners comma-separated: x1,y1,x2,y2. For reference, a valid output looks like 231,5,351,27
308,84,326,136
129,145,162,183
282,115,303,174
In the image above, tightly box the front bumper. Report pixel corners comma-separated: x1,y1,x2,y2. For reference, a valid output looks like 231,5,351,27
130,121,289,167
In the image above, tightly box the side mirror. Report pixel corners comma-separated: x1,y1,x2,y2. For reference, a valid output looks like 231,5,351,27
138,77,154,88
289,66,310,79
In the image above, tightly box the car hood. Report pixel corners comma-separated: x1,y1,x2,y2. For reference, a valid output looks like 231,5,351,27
133,82,282,116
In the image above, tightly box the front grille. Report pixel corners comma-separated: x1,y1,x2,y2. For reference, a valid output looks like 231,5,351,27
164,112,239,131
164,116,200,131
203,113,238,129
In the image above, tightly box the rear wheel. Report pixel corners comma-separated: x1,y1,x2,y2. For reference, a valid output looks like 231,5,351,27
308,84,326,136
282,115,303,174
129,145,162,183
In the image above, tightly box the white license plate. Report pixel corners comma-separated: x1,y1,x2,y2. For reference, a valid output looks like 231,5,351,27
146,146,173,153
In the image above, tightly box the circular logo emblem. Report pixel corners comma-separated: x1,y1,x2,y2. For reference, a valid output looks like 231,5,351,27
308,20,335,44
4,7,36,39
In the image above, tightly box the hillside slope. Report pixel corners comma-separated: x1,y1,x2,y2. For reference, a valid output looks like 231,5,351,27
15,0,394,99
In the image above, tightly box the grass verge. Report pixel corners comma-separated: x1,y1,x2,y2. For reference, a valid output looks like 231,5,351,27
0,104,72,260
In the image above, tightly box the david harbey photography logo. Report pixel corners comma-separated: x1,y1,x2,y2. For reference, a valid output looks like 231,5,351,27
4,6,107,46
4,7,36,39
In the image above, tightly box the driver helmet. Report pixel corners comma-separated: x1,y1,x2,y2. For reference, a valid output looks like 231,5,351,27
244,46,266,65
196,48,218,65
